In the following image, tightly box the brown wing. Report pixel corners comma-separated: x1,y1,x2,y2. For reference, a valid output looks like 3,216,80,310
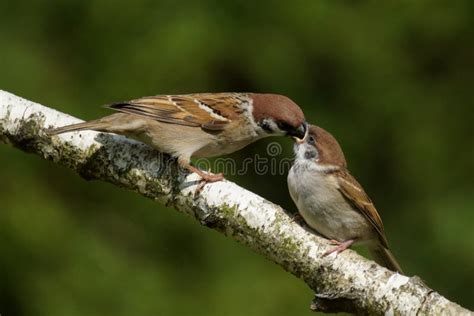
336,169,389,248
106,93,247,132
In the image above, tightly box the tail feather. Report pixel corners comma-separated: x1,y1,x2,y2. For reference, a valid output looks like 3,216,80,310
47,120,110,136
369,245,403,274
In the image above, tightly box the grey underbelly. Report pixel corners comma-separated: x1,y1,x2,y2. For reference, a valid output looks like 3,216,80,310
297,197,372,242
289,169,374,242
128,120,214,159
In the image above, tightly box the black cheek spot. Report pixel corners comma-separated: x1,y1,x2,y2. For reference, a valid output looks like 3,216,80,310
305,151,316,160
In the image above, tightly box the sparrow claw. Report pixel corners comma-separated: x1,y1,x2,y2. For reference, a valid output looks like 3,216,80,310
195,181,207,194
184,164,225,194
202,172,224,182
322,239,355,257
194,172,225,194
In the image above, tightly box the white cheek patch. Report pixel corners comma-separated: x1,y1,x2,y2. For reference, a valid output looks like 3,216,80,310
293,144,304,159
294,143,315,160
262,118,280,134
298,145,307,159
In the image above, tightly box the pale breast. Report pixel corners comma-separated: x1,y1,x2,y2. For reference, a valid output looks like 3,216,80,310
193,119,262,158
288,163,374,242
133,119,215,160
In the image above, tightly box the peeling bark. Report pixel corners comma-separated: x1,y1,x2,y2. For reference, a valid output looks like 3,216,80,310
0,90,471,315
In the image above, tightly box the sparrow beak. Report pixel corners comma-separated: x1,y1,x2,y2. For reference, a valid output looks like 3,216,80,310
293,122,308,144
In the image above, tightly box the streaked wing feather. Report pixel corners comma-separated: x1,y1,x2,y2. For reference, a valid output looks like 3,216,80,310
201,120,229,131
336,170,389,248
106,93,246,131
107,103,200,127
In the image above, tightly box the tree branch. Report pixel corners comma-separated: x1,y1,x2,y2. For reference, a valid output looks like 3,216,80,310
0,90,471,315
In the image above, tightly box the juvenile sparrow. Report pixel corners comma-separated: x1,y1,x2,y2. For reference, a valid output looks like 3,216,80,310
49,93,306,183
287,125,403,273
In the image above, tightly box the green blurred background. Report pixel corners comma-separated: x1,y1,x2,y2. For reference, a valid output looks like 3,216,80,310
1,1,473,315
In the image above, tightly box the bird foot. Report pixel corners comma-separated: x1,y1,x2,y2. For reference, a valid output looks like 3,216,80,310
184,164,225,193
185,165,224,194
195,172,224,193
322,239,355,257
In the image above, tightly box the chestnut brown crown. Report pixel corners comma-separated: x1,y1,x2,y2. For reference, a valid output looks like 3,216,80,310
250,93,306,139
307,125,347,167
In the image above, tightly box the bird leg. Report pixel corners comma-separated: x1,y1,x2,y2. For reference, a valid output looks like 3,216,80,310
184,164,224,192
322,239,355,257
186,164,224,182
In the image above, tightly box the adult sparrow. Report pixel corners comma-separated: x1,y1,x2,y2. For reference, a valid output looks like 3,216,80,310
287,124,403,273
49,93,306,184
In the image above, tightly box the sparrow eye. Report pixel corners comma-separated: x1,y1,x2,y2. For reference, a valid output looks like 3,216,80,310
308,136,316,145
